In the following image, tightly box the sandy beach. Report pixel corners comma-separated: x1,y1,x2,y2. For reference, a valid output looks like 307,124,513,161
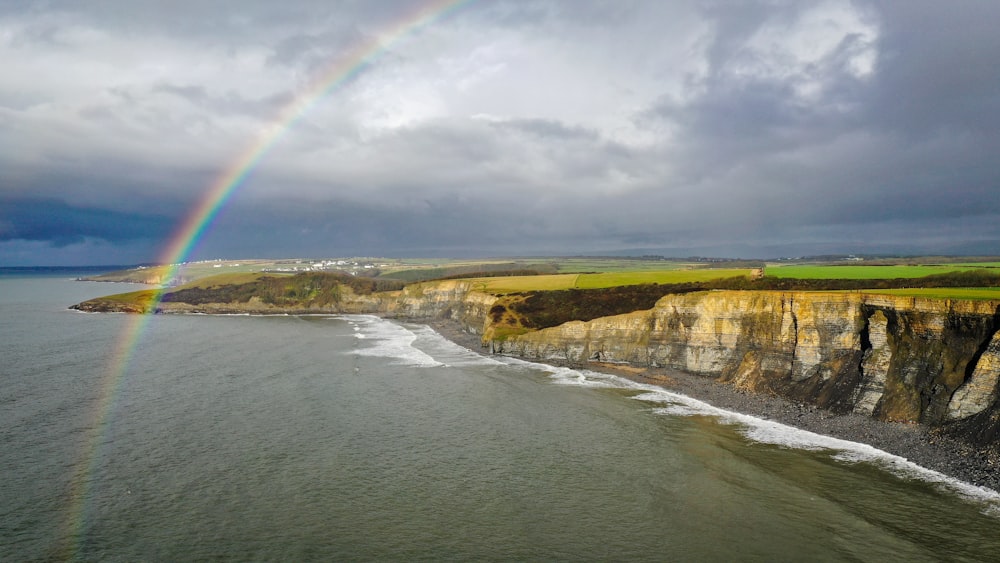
426,319,1000,493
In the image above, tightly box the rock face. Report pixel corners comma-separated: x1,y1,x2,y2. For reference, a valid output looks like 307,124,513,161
855,310,890,415
74,282,1000,443
946,332,1000,421
493,291,1000,438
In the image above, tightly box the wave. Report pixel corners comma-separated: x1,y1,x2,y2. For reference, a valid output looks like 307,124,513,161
649,391,1000,516
493,355,1000,517
404,324,509,368
336,315,442,368
333,317,1000,516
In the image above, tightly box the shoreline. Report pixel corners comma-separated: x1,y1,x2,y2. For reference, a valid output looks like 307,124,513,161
425,318,1000,494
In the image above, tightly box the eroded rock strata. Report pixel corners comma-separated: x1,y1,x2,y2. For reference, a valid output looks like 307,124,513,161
493,291,1000,441
74,284,1000,444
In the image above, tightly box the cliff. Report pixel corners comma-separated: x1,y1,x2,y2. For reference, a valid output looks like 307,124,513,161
492,291,1000,443
73,279,1000,444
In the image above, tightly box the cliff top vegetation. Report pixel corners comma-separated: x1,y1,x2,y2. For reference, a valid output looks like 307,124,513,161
471,269,753,293
766,264,1000,280
483,269,1000,336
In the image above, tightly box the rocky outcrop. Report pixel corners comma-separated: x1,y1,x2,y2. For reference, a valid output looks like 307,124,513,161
73,280,498,336
492,291,1000,441
855,310,891,415
945,331,1000,432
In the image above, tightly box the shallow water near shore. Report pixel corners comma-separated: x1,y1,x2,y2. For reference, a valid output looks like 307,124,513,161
3,276,1000,561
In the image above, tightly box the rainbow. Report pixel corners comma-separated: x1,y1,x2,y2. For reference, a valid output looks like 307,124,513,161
63,0,474,556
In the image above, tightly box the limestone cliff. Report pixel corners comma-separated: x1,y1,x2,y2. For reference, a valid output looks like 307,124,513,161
73,281,1000,443
492,291,1000,440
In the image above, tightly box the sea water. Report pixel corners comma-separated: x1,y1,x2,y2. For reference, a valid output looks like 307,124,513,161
2,275,999,561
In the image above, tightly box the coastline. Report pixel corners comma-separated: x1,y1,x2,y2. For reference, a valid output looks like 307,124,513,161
425,318,1000,494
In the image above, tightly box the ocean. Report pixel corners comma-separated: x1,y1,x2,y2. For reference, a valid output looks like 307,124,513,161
2,274,999,561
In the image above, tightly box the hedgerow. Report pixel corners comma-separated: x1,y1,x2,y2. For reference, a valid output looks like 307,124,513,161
161,272,404,306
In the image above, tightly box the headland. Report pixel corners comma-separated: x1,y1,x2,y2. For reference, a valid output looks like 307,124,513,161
71,259,1000,491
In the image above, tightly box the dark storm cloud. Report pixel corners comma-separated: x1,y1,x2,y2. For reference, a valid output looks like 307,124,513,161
2,0,999,264
0,198,173,246
196,197,551,259
863,1,1000,135
631,1,1000,251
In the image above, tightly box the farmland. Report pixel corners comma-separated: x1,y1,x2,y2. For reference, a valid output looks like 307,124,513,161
763,264,992,280
472,269,752,294
858,288,1000,300
575,269,750,289
79,255,1000,303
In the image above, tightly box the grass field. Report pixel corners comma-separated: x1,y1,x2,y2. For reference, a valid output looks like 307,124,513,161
575,269,750,288
470,265,1000,298
176,272,265,289
539,258,708,273
85,257,1000,306
381,257,729,278
97,289,159,309
85,260,286,283
474,269,751,293
474,274,580,293
947,262,1000,268
765,264,985,279
859,288,1000,300
173,260,304,280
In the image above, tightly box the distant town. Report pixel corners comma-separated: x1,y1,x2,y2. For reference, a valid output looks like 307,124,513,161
261,259,389,275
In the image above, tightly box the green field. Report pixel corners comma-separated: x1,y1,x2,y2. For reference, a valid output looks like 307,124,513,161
381,257,733,279
476,269,751,293
84,260,289,283
88,256,751,285
860,288,1000,300
175,272,265,289
539,258,709,273
175,261,278,279
475,274,580,293
575,269,750,288
947,262,1000,268
474,264,1000,297
765,264,985,280
85,257,1000,304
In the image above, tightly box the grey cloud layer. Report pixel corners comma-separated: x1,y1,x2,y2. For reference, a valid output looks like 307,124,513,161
1,0,998,264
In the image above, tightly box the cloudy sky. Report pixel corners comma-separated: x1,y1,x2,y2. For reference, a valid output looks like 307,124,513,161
1,0,999,265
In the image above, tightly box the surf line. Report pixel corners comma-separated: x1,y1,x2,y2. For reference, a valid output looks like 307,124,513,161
64,0,475,556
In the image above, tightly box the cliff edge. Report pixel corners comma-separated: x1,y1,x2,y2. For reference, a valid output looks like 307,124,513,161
493,290,1000,445
73,277,1000,446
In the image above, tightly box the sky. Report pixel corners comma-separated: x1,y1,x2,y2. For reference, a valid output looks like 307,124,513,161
1,0,999,265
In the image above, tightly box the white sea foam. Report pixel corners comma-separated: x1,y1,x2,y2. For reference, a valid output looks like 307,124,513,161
206,312,252,316
544,366,623,388
500,356,1000,516
404,324,507,368
329,320,1000,515
336,316,442,367
340,317,367,339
